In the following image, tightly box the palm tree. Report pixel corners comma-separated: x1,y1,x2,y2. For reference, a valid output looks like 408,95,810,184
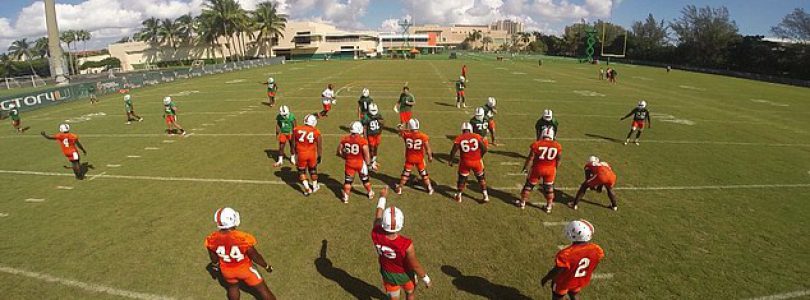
77,30,91,53
195,13,223,61
519,32,532,48
176,14,196,45
202,0,243,61
481,36,493,51
253,1,287,57
0,53,17,77
466,30,483,49
137,17,161,44
8,38,39,76
34,37,50,59
60,30,76,74
159,18,182,51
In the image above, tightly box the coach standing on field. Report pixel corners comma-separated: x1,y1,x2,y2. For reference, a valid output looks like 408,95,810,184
395,86,415,129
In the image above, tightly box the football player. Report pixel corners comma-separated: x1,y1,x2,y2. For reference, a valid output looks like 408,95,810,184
620,100,651,145
291,114,323,195
371,188,432,300
541,219,605,300
319,84,335,117
163,96,186,136
395,119,434,195
41,124,87,180
274,106,296,167
361,103,384,168
7,104,23,133
395,86,415,129
260,77,278,107
470,107,491,144
480,97,498,144
535,109,558,140
205,207,277,300
455,76,466,108
461,64,467,78
570,156,618,211
357,88,374,119
448,122,489,202
520,128,561,213
337,121,374,203
124,94,144,125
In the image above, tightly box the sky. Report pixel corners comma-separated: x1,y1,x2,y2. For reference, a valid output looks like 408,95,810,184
1,0,808,52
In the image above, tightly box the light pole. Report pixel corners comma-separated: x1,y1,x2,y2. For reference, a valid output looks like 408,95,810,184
44,0,68,84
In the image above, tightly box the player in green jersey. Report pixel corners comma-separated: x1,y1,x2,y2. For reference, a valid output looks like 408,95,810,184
361,103,384,168
124,94,144,125
357,88,374,119
395,86,415,129
163,96,185,136
535,109,559,140
621,100,651,145
470,107,490,142
274,105,297,167
6,104,25,133
479,97,498,144
261,77,279,107
455,76,466,108
88,84,98,104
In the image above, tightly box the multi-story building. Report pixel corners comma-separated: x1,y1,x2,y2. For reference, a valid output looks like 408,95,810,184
491,19,525,35
409,24,512,50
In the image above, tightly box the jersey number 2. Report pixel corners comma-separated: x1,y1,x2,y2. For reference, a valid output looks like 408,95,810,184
216,246,245,263
574,258,590,278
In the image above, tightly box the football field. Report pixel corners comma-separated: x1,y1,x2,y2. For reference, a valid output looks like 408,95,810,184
1,56,809,299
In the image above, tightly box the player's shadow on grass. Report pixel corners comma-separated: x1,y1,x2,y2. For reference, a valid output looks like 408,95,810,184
273,167,304,194
338,125,351,133
205,264,266,300
488,149,526,159
381,125,399,135
442,265,532,300
585,133,623,144
315,240,386,300
263,149,278,160
317,173,346,200
433,101,457,108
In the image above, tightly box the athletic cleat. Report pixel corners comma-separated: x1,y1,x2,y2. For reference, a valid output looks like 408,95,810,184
273,161,282,167
482,193,490,203
634,140,640,146
138,117,143,122
462,103,468,108
367,190,375,200
514,200,525,209
303,188,313,196
342,193,349,203
312,183,321,193
394,184,402,195
126,121,131,125
568,202,578,210
456,102,461,108
427,186,434,195
611,205,618,211
454,193,462,202
544,205,552,214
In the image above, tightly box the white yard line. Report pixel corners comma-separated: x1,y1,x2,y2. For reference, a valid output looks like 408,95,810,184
743,290,810,300
127,155,141,158
499,162,522,166
106,164,121,168
144,147,160,150
89,171,107,181
592,273,614,280
543,222,568,227
25,198,46,203
162,140,175,143
56,186,74,190
0,213,8,217
0,265,177,300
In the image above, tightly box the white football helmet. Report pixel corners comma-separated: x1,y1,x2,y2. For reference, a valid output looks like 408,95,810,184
350,121,364,134
407,118,420,130
459,76,465,82
542,109,553,121
587,156,600,164
163,96,172,105
268,77,274,84
124,94,131,101
541,127,555,139
486,97,496,108
474,107,485,121
461,122,473,132
362,88,370,97
368,103,379,116
381,206,404,233
58,123,70,133
279,105,290,117
214,207,241,229
7,104,15,109
564,219,594,242
304,114,318,127
638,100,647,108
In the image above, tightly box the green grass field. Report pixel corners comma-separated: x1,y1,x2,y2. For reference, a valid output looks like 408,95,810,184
1,57,809,300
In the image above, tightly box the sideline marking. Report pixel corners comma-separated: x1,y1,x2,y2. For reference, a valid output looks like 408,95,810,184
127,155,141,158
106,164,121,168
25,198,45,203
162,140,175,143
0,265,177,300
56,186,74,190
592,273,614,280
679,85,706,91
144,147,159,150
543,221,568,227
499,162,522,166
202,123,215,126
573,90,606,97
743,290,810,300
506,173,525,176
89,171,107,181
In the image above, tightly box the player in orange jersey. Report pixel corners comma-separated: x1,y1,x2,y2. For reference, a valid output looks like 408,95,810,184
520,128,562,213
394,119,434,195
448,122,489,202
205,207,277,300
541,219,605,300
570,156,618,211
41,124,87,180
372,187,432,300
290,114,323,196
337,121,375,203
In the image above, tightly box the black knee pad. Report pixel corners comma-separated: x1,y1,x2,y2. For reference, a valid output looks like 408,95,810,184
456,174,468,186
419,169,428,177
474,171,486,182
344,174,354,184
522,181,536,192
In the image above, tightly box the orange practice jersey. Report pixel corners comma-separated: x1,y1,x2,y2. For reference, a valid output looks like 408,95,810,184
454,132,486,162
293,125,321,155
530,139,562,169
54,133,79,155
340,134,368,163
554,243,605,290
204,230,257,269
401,131,429,162
585,162,613,178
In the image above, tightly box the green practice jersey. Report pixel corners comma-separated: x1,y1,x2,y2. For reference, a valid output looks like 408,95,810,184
358,96,374,113
629,107,649,121
362,113,384,135
9,109,20,121
398,92,414,112
455,80,465,92
276,112,296,134
481,105,496,119
125,98,133,110
470,117,489,137
535,118,559,136
267,83,278,92
164,102,177,116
